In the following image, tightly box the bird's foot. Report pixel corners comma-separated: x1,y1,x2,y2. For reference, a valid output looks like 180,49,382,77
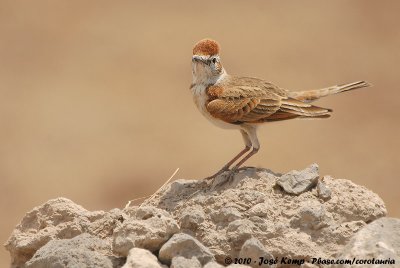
213,168,237,188
204,166,230,181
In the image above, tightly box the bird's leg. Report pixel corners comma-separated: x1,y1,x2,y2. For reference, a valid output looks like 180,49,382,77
232,147,259,170
224,126,260,182
204,146,251,180
204,130,252,180
213,147,260,188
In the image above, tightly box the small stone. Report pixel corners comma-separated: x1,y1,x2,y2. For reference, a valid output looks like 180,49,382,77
334,217,400,267
179,206,206,230
5,165,390,268
159,233,215,265
164,179,201,199
204,262,225,268
294,201,328,230
212,206,242,223
25,234,123,268
317,177,332,200
276,164,319,195
122,248,166,268
248,202,275,218
112,210,179,255
226,219,257,249
5,198,94,267
301,263,319,268
320,220,366,247
135,206,172,220
171,256,202,268
239,238,276,268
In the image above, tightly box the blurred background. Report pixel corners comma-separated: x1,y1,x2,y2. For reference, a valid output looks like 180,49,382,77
1,0,399,265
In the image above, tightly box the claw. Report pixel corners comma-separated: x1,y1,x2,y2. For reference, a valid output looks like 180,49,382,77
213,169,237,188
204,166,230,180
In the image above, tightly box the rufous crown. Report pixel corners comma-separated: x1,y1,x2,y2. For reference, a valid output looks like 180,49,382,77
192,39,220,56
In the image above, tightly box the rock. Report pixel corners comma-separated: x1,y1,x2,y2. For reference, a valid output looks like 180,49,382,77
4,197,124,267
5,165,390,268
316,178,332,200
239,238,276,268
301,263,319,268
212,206,242,223
326,177,386,223
153,179,204,209
204,262,224,268
276,164,319,195
320,220,366,246
4,198,88,266
158,233,215,265
25,234,123,268
334,217,400,267
171,256,202,268
291,200,330,230
122,248,166,268
150,166,386,264
134,205,172,220
112,206,179,255
226,219,257,250
179,205,206,230
247,201,275,218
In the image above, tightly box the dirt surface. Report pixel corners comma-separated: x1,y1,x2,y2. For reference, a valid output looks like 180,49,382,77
6,165,392,267
1,1,400,266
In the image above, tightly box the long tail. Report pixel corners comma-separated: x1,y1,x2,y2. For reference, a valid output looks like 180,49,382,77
262,98,332,122
288,81,371,103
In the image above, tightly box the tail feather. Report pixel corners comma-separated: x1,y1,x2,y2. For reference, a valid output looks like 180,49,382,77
289,81,371,103
258,80,370,123
280,98,332,116
258,97,332,122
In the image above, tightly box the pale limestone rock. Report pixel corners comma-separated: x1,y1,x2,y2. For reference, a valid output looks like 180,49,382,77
122,248,166,268
25,234,123,268
276,164,319,195
170,256,202,268
226,219,257,250
334,217,400,268
112,206,179,255
239,238,276,268
149,165,386,264
211,206,242,223
204,262,224,268
5,165,390,268
5,197,124,267
179,205,206,230
317,177,332,200
158,233,214,265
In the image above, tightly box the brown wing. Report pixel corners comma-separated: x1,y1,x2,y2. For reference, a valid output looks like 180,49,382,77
206,76,285,123
206,76,332,124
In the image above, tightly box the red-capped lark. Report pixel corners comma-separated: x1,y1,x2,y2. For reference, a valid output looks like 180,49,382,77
190,39,370,182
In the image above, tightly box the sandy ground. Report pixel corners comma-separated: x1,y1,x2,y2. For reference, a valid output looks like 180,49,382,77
1,1,399,266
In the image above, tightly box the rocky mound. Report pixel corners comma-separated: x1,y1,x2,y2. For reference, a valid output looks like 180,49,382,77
5,164,399,268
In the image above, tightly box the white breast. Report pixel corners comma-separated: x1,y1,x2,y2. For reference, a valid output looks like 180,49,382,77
191,84,240,130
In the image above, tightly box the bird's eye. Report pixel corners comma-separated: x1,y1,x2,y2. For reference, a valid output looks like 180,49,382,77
212,58,217,64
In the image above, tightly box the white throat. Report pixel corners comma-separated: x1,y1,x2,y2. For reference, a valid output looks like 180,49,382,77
191,63,227,85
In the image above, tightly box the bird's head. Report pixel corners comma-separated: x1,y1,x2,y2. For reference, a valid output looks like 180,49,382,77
192,39,225,83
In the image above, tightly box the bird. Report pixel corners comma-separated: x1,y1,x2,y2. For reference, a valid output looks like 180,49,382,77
190,38,370,181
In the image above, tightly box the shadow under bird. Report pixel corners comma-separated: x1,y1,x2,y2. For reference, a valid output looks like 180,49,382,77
190,39,370,181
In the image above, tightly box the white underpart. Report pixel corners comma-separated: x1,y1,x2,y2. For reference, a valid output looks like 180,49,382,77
191,59,240,130
190,54,261,151
191,83,241,130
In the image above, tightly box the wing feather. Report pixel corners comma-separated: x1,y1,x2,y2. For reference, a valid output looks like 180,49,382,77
206,76,331,124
